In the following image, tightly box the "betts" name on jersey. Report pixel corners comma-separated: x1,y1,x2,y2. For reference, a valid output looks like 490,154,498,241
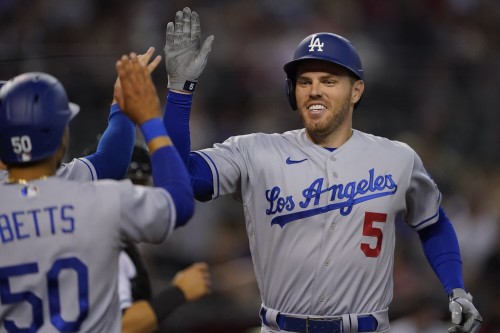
265,168,397,227
0,204,75,243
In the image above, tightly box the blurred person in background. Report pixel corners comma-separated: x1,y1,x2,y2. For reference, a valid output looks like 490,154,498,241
118,142,212,333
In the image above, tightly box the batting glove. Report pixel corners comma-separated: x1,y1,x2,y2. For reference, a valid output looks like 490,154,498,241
448,288,482,333
164,7,214,93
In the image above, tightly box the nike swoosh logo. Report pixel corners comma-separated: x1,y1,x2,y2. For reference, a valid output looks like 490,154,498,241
286,157,308,165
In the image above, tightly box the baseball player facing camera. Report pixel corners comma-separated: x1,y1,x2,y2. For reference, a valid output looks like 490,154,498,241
162,7,481,333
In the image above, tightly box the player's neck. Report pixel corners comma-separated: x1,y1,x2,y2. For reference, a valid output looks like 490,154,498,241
7,160,58,183
307,126,353,148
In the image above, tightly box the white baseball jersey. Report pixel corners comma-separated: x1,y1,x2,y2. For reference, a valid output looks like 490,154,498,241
0,177,176,332
118,251,136,310
196,129,441,317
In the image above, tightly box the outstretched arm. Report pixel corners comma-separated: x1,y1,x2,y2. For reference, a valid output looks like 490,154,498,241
116,52,194,227
162,7,215,201
84,47,162,180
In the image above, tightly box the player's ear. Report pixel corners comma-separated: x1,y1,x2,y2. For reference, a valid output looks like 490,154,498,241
285,78,297,111
351,79,364,105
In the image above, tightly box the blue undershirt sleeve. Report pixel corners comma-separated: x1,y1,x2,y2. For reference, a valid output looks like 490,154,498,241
85,104,135,180
163,91,214,201
417,206,464,295
163,91,192,165
189,153,214,202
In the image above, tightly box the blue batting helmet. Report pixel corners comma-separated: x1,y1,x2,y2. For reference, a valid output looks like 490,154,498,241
283,32,364,110
0,72,79,164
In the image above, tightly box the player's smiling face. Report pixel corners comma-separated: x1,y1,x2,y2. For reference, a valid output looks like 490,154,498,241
295,60,364,146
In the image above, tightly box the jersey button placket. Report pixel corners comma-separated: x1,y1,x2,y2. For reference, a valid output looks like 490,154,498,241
330,155,338,178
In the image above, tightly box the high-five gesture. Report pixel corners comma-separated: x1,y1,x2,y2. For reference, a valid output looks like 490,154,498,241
115,53,161,125
113,47,161,104
164,7,214,93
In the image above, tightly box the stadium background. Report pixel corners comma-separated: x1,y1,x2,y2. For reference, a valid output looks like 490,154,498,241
1,0,499,332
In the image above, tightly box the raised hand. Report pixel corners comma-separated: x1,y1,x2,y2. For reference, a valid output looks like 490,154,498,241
164,7,214,93
115,53,161,125
113,47,162,104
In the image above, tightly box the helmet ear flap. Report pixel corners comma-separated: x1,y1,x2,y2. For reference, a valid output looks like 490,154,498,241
285,78,297,111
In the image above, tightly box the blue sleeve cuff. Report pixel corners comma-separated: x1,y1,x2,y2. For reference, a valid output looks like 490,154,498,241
140,118,168,143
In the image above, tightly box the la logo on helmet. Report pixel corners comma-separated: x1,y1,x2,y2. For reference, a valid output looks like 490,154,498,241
308,35,324,52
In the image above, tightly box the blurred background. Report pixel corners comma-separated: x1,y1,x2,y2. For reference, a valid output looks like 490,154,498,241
1,0,500,332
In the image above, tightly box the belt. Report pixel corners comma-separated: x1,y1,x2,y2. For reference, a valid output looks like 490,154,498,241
260,307,379,333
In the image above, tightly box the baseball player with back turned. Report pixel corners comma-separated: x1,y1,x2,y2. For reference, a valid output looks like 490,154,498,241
0,53,194,332
161,7,482,333
0,47,161,184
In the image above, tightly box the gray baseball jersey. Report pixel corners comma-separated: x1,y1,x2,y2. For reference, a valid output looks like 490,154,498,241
0,177,176,332
196,129,440,317
0,157,97,184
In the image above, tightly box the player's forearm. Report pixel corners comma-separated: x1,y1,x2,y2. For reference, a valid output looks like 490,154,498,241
141,118,195,227
121,300,158,333
121,286,186,333
148,286,186,326
85,103,135,179
163,91,193,165
418,207,464,294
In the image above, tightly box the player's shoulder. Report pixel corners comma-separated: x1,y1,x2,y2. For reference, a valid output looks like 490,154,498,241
56,157,98,181
59,177,135,194
355,130,416,154
224,130,299,145
87,178,135,190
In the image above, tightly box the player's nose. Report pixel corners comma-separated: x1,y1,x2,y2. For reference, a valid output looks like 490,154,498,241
309,80,323,97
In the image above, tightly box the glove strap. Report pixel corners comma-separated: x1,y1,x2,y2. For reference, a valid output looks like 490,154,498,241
168,76,197,93
182,80,197,92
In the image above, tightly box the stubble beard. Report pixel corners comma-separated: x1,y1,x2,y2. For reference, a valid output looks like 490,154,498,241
301,96,352,142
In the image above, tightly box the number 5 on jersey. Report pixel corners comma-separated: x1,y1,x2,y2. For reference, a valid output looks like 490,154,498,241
361,212,387,258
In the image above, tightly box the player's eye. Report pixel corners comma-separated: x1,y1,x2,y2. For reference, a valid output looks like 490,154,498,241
323,79,337,86
296,79,311,86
